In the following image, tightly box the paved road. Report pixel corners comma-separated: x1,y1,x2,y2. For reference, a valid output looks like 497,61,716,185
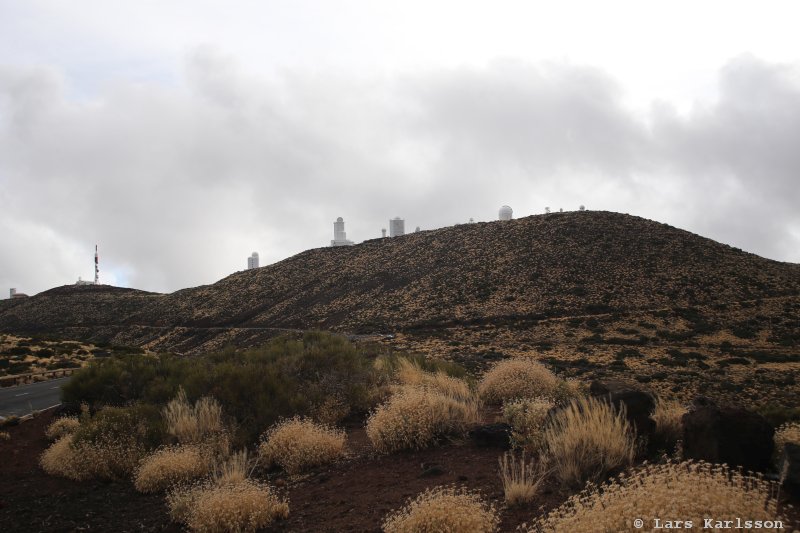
0,377,69,418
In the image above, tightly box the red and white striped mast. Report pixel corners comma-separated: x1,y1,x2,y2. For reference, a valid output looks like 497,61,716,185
94,244,99,285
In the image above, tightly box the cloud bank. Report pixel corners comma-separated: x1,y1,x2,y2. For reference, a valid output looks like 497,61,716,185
1,52,799,294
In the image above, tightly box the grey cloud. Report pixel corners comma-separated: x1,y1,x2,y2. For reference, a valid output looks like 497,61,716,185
1,54,799,296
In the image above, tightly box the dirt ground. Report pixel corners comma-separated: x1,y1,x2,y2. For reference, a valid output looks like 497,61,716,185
0,409,563,532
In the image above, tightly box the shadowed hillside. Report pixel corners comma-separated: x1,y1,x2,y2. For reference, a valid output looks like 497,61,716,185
1,211,799,351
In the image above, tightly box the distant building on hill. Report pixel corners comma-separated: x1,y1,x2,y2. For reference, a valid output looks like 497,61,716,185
499,205,513,220
9,288,28,299
331,217,354,246
75,277,93,286
247,252,259,270
389,217,405,237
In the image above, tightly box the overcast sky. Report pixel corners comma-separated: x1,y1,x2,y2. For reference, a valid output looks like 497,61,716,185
1,1,799,295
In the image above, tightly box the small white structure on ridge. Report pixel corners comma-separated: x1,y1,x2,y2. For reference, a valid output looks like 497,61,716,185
331,217,354,246
498,205,513,221
389,217,405,237
247,252,259,270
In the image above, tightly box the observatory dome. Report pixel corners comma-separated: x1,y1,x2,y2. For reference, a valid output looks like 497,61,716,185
498,205,513,221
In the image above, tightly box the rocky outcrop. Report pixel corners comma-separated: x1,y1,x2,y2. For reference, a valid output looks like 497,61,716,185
681,400,774,472
590,380,656,438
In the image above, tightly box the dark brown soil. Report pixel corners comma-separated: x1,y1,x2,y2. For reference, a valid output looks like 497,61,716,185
4,409,797,532
0,409,563,532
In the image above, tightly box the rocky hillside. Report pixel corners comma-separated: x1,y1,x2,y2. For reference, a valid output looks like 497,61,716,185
1,211,799,342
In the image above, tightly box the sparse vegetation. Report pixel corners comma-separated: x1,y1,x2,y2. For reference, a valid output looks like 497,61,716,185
479,358,563,405
45,416,80,441
134,444,211,493
543,395,636,488
382,485,499,533
499,452,548,507
163,389,224,444
503,397,554,452
527,461,790,532
258,417,346,474
651,397,687,449
367,386,479,453
167,451,288,532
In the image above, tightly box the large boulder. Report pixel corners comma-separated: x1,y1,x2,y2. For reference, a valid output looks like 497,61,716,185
589,380,656,438
681,400,774,472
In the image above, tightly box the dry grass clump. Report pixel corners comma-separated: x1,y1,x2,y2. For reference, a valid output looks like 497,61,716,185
543,395,635,488
499,452,548,507
258,417,346,475
134,444,211,493
45,416,80,441
0,431,9,441
479,358,575,405
651,397,686,446
39,435,91,480
167,451,288,532
40,432,146,481
503,397,554,452
163,389,224,444
382,485,499,533
395,358,474,402
367,386,479,453
527,461,790,533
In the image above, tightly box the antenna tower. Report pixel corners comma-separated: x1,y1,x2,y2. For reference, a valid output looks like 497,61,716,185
94,245,99,285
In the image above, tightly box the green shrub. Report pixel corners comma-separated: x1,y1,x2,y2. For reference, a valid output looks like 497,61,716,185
63,332,430,443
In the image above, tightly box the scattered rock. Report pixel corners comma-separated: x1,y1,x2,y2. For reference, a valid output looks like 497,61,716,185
589,380,656,437
419,463,445,477
681,402,774,472
469,423,511,449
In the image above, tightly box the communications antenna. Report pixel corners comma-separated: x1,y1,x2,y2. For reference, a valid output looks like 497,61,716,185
94,245,99,285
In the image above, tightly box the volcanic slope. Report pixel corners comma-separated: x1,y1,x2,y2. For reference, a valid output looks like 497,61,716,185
1,211,799,344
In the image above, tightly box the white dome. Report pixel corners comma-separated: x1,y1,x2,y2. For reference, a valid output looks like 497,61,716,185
498,205,513,220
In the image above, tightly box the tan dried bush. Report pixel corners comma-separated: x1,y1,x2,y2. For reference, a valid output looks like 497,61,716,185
40,435,85,480
503,397,553,452
652,397,686,446
258,417,346,474
499,452,548,507
395,358,474,402
163,389,223,444
382,485,499,533
167,451,288,532
528,461,790,532
367,386,479,453
212,449,251,486
479,358,567,405
543,395,635,488
134,444,210,493
45,416,80,441
40,431,146,481
0,431,9,441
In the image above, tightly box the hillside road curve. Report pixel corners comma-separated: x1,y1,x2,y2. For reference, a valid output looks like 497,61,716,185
0,377,69,418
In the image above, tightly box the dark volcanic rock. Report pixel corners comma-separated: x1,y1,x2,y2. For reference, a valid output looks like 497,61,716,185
469,423,512,449
682,401,774,472
590,380,656,438
780,443,800,486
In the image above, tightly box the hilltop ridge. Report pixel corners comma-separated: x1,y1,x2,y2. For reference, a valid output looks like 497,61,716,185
1,211,799,351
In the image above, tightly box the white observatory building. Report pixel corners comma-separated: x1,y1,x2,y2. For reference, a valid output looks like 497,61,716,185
331,217,354,246
499,205,513,220
389,217,405,237
247,252,259,270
